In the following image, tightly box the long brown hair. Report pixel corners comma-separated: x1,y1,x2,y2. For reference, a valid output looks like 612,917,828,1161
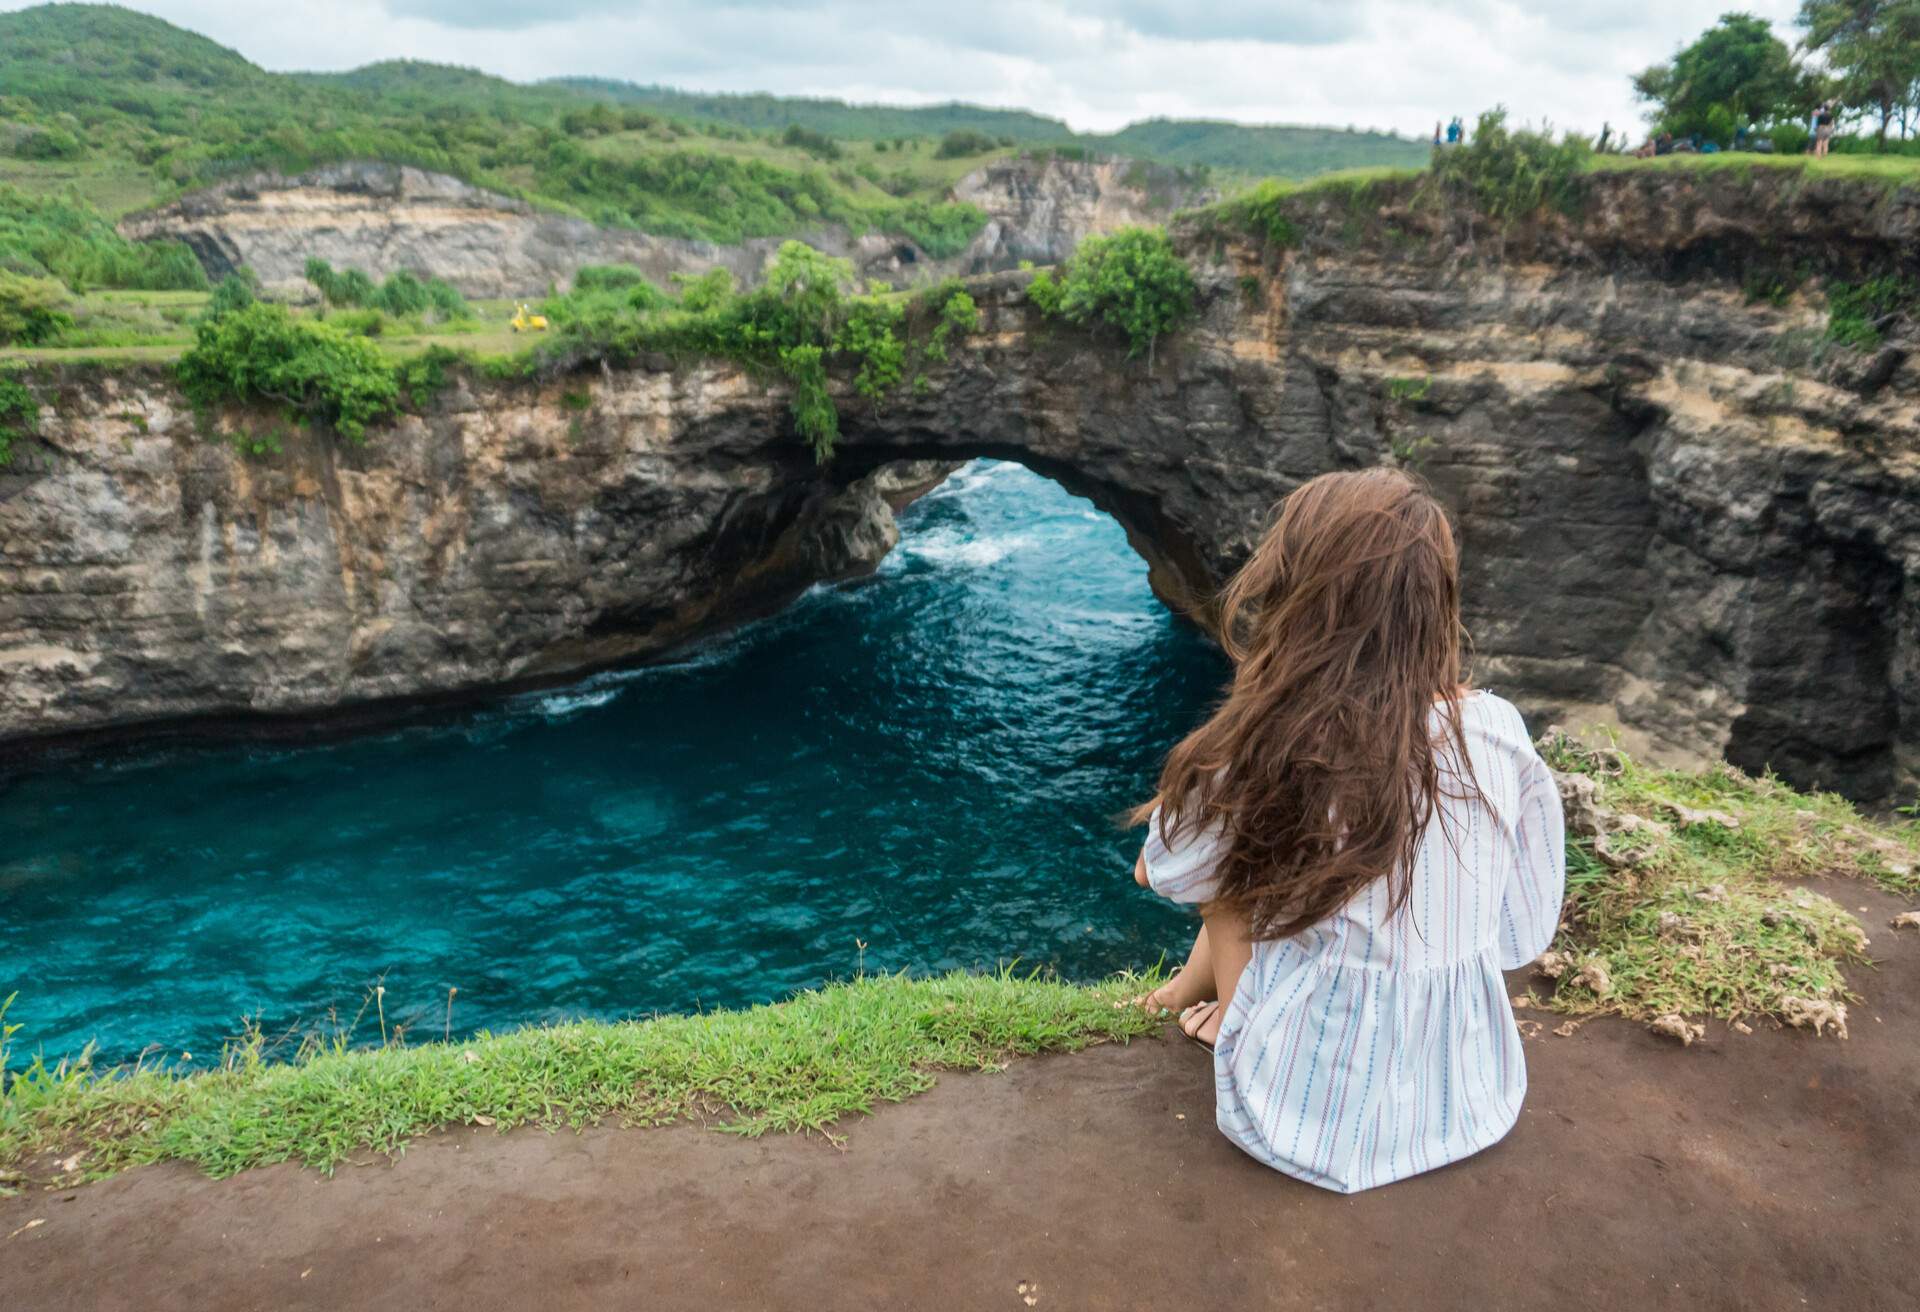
1134,468,1478,940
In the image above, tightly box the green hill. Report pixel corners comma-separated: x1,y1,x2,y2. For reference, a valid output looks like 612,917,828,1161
1094,119,1427,177
551,82,1075,144
550,81,1428,179
0,1,1422,289
0,5,994,256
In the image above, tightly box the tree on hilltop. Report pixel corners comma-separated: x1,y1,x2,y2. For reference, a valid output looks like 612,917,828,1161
1797,0,1920,146
1633,13,1817,141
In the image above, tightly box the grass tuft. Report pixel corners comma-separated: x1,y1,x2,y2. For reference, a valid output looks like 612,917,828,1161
1534,734,1915,1032
0,967,1165,1186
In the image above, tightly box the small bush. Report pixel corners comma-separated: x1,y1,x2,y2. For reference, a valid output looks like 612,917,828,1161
393,345,463,409
375,269,430,317
1227,180,1304,249
573,264,669,303
0,376,37,467
1826,276,1916,349
8,126,83,160
0,271,73,345
539,242,977,461
1026,226,1197,362
1764,121,1810,155
1427,108,1592,220
835,297,905,403
304,259,472,321
305,258,376,308
329,307,388,337
915,278,981,365
423,277,472,321
935,129,1000,159
199,268,259,322
887,199,989,259
672,268,733,313
176,302,400,442
780,124,843,161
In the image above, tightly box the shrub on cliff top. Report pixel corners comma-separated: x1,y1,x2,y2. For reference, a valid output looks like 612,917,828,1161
538,242,981,463
0,271,73,346
1026,226,1197,364
177,301,400,442
303,258,473,322
571,265,675,310
1425,108,1591,220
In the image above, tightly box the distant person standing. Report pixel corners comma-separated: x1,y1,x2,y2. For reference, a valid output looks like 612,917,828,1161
1446,116,1463,146
1813,101,1835,156
1596,121,1612,152
1433,120,1444,148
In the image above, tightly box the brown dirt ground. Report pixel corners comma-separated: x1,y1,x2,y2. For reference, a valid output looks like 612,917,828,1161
5,884,1917,1312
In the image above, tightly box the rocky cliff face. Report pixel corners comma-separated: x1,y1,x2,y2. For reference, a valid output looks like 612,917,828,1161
952,156,1209,268
117,156,1206,299
9,169,1919,803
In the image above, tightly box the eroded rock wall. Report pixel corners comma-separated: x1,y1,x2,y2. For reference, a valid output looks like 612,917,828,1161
117,156,1206,298
0,364,951,741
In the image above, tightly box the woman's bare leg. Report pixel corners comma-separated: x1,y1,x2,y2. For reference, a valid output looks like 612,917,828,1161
1136,924,1217,1013
1180,905,1253,1045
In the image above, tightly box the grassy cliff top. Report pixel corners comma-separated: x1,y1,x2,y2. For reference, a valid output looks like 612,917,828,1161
1188,145,1920,279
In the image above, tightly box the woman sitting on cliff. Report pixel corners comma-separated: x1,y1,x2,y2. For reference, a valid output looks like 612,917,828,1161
1133,468,1565,1193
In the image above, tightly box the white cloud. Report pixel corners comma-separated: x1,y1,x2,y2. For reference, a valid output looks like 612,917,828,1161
1,0,1811,137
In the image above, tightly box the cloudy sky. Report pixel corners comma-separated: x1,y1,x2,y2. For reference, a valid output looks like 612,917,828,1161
9,0,1811,137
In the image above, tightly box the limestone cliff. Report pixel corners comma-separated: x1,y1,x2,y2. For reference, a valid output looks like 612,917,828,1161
116,156,1208,299
7,168,1919,804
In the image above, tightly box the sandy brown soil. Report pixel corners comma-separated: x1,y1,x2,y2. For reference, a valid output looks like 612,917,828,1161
6,885,1917,1312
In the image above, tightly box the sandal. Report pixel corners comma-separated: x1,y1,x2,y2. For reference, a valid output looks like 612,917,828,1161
1179,1000,1221,1054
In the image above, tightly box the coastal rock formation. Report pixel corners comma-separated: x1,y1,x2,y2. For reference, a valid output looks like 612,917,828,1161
951,155,1210,268
8,169,1919,803
117,156,1205,299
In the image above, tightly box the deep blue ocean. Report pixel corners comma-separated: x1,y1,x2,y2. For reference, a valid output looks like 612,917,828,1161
0,461,1227,1064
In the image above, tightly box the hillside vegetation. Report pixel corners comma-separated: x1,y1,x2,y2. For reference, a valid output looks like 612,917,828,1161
552,82,1429,179
0,3,1421,241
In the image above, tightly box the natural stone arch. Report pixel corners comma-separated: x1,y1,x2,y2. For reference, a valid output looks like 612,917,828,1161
5,223,1920,804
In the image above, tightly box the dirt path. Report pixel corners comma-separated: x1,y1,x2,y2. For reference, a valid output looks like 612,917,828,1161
7,890,1917,1312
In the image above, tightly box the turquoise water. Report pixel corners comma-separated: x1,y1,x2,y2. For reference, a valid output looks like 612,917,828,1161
0,461,1226,1065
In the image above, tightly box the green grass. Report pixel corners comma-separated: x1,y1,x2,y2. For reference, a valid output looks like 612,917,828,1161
0,292,532,366
1585,151,1920,184
0,967,1166,1188
1531,734,1917,1037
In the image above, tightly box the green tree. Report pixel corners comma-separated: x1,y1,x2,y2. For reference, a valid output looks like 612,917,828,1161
1799,1,1920,146
1026,227,1196,365
0,271,73,345
1633,13,1815,140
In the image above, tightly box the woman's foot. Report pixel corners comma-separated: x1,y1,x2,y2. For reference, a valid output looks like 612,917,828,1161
1179,1000,1223,1050
1134,966,1213,1015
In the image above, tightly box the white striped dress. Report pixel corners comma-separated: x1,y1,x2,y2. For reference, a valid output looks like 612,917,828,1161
1142,691,1566,1193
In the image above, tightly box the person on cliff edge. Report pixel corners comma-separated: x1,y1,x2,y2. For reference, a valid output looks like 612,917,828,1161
1131,468,1566,1193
